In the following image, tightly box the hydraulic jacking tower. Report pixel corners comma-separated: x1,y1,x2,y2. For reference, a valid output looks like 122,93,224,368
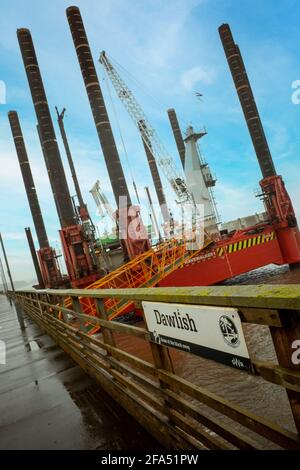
55,107,89,222
167,108,186,169
138,119,170,226
55,107,99,268
219,24,300,266
17,28,99,287
8,111,66,289
66,6,150,260
25,227,45,289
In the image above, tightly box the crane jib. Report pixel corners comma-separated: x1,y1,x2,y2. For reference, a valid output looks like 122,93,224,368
99,52,194,207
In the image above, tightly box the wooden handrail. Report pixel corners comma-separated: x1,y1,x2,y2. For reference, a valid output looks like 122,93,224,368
15,284,300,310
14,285,300,449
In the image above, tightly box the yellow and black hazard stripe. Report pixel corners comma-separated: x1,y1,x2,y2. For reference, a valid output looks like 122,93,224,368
217,231,276,257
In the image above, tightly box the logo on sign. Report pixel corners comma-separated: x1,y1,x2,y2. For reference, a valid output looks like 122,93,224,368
219,315,240,348
152,330,162,344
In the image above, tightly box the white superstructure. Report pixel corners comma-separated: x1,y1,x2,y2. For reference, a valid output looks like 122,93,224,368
184,126,219,235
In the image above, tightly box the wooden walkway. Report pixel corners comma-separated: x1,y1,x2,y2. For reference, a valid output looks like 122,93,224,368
0,295,160,450
12,285,300,450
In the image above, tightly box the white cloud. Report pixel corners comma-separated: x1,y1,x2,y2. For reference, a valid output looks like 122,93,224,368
1,232,25,241
215,182,263,223
284,177,300,224
180,66,216,92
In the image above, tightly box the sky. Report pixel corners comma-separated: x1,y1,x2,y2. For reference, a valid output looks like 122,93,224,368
0,0,300,282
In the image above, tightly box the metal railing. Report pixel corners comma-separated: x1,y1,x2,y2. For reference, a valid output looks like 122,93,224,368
15,284,300,450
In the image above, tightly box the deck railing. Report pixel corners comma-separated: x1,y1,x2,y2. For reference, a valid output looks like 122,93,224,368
15,285,300,450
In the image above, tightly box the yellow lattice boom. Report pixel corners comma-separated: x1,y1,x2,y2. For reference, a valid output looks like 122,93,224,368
64,236,213,332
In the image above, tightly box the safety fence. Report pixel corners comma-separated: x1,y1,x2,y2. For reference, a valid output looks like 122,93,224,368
15,285,300,450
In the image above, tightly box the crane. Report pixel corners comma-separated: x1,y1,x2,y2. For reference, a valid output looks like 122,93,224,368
99,52,194,207
90,180,116,222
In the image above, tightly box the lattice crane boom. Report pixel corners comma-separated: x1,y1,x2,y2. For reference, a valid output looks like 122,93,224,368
99,51,193,206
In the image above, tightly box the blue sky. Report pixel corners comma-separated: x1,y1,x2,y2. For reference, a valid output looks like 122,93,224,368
0,0,299,281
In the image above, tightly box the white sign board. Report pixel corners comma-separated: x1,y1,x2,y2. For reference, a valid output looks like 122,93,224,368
142,301,250,371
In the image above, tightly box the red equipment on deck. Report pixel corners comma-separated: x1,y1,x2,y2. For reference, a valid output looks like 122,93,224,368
37,246,68,289
59,225,98,288
260,175,300,265
159,227,283,287
160,24,300,286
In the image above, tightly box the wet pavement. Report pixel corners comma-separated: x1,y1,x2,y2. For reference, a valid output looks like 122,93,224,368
0,295,161,450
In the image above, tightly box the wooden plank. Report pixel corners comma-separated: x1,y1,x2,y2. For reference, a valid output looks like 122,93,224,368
252,360,300,393
158,370,300,449
55,324,151,379
42,311,80,336
141,303,174,424
104,354,252,449
72,296,86,331
165,389,257,450
238,308,282,326
22,308,160,399
97,318,149,340
29,297,149,340
170,424,207,450
169,409,230,450
108,357,162,395
41,322,196,449
17,284,300,311
107,379,193,450
37,314,164,420
104,344,157,377
109,368,165,413
95,299,115,347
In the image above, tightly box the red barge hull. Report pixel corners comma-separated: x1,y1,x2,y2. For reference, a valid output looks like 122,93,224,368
159,225,300,287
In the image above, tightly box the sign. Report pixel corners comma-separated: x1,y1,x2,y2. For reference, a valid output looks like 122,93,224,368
142,301,250,371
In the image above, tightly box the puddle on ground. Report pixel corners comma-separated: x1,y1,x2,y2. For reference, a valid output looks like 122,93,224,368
26,340,42,352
